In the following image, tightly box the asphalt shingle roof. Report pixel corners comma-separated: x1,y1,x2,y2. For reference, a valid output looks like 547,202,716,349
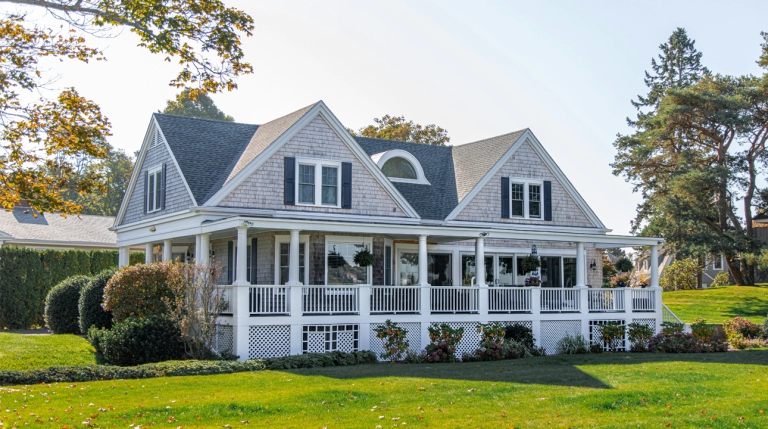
0,207,116,245
452,130,527,201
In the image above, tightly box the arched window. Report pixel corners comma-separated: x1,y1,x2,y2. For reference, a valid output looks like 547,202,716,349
381,157,417,180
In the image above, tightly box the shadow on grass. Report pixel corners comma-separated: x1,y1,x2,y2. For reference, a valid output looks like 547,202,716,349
284,350,768,389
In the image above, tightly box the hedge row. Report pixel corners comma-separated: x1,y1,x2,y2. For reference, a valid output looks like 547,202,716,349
0,247,144,329
0,350,378,386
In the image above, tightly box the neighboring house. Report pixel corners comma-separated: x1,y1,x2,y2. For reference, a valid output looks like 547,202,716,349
634,248,732,288
0,205,119,251
113,101,663,358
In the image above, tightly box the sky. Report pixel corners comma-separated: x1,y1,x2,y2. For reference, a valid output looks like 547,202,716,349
17,0,768,236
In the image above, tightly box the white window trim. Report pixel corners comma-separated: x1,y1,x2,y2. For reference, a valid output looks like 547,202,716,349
146,165,162,213
295,157,342,208
509,178,543,219
274,234,310,285
371,149,430,185
713,254,724,270
325,235,372,286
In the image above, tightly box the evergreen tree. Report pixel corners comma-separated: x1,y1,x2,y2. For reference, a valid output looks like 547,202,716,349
163,89,235,122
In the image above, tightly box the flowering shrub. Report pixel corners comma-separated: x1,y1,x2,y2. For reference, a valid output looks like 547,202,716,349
103,262,179,323
659,258,701,291
710,271,730,287
473,322,506,361
609,273,631,288
723,317,765,349
374,319,410,362
425,323,463,363
648,332,728,353
690,318,714,341
598,322,626,351
524,277,541,286
627,322,655,352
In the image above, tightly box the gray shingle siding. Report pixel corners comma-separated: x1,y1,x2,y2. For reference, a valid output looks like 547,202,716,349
121,139,194,225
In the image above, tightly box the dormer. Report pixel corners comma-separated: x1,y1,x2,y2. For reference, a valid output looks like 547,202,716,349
371,149,430,185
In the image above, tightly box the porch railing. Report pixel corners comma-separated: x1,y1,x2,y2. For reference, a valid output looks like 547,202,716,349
588,289,625,312
249,286,289,315
430,286,479,313
631,289,656,312
540,288,580,312
303,286,359,315
488,287,532,313
370,286,420,314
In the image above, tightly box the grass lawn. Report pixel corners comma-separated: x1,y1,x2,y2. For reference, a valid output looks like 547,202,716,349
663,285,768,324
2,352,767,428
0,333,96,371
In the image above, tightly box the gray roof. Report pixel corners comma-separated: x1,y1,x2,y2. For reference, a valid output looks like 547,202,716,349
154,114,260,205
0,207,116,245
452,130,527,201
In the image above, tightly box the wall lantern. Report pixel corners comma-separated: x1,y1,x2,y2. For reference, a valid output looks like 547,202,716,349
590,259,597,270
149,226,156,232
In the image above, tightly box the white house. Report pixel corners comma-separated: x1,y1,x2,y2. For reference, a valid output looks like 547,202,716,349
112,101,663,359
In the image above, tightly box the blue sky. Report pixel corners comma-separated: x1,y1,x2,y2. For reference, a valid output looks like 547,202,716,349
31,0,768,235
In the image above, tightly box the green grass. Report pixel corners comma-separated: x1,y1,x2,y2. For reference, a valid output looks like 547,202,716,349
663,285,768,323
0,333,96,371
2,352,768,428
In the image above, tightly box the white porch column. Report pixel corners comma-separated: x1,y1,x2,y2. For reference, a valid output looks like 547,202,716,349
145,243,153,264
233,225,251,361
163,239,172,261
199,233,210,268
234,226,249,286
417,235,431,321
650,245,660,287
287,230,302,286
649,244,663,333
476,236,488,315
194,234,201,263
575,242,586,288
287,230,303,328
118,247,129,268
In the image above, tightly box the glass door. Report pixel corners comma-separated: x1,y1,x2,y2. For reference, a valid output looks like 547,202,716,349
497,255,515,286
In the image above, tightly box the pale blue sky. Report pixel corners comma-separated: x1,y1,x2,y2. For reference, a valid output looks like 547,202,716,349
29,0,768,234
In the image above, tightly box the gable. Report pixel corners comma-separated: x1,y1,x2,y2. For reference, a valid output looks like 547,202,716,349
219,115,409,217
120,131,194,226
453,138,598,228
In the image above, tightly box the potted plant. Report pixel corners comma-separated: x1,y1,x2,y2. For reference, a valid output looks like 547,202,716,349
353,247,375,267
519,254,541,275
524,277,541,287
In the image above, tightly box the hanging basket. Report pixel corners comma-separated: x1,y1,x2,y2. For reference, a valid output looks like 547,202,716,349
353,248,375,267
519,254,541,274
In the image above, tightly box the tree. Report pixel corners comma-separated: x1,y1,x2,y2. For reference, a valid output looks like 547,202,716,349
0,1,254,216
66,148,134,216
614,257,634,273
163,89,234,121
349,115,450,146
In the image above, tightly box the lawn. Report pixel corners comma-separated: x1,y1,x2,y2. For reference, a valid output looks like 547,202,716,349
663,285,768,323
1,351,767,428
0,333,96,371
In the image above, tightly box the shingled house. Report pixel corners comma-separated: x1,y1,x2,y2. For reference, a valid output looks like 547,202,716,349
113,101,663,358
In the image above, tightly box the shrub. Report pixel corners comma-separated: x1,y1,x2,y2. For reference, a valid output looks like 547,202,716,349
614,256,633,273
44,275,91,334
598,322,626,351
78,268,115,333
504,323,535,350
261,351,377,370
602,260,617,287
374,320,410,362
473,322,506,361
648,332,728,353
762,314,768,340
0,247,45,329
103,262,178,323
589,342,604,354
403,350,426,364
556,334,590,354
627,322,654,352
723,317,762,340
95,316,185,366
425,323,463,363
609,272,631,288
89,250,118,273
690,318,714,341
661,321,684,335
710,271,730,287
502,340,529,359
660,258,702,291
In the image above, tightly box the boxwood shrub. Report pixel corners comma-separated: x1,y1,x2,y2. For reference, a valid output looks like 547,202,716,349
78,268,115,333
44,275,91,334
94,315,185,366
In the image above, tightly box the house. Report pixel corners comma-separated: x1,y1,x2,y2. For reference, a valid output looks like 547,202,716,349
113,101,663,359
634,248,732,288
0,204,119,251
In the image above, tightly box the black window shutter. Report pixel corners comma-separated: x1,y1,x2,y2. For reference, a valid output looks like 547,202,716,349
227,241,233,284
341,162,352,209
544,180,552,221
143,171,148,214
284,157,296,205
160,163,167,210
501,177,510,219
250,237,257,284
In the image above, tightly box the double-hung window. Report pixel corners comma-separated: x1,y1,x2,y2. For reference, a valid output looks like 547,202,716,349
296,158,341,207
528,184,541,218
511,183,524,217
507,179,543,219
146,166,162,213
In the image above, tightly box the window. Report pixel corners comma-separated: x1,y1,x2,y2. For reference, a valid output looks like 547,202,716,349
713,255,723,270
540,256,561,288
279,242,305,285
382,157,417,180
399,252,419,285
146,166,162,213
296,158,341,207
428,253,453,286
326,241,369,285
461,255,493,286
529,184,541,218
511,183,524,217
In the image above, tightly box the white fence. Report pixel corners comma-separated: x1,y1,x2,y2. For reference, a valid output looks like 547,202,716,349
249,286,289,315
588,289,625,312
632,289,656,312
430,287,479,313
370,286,421,314
302,287,359,315
488,287,532,313
540,288,581,312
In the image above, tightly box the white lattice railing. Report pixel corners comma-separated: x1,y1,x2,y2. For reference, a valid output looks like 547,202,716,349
303,287,359,315
431,287,479,313
631,289,656,312
488,287,532,313
219,286,233,314
540,288,580,312
249,286,289,315
370,286,421,314
588,289,625,312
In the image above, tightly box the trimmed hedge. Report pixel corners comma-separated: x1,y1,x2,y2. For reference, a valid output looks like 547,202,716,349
0,247,145,329
0,350,378,386
103,262,176,323
44,275,91,334
93,316,185,366
78,269,115,333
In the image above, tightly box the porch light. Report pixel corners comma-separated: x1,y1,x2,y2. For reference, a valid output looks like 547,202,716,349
243,221,252,227
149,226,156,232
590,259,597,270
531,244,537,256
480,232,489,237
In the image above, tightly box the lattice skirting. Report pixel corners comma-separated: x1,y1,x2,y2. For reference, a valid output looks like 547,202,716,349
248,325,291,359
540,320,581,355
213,325,234,355
589,319,626,351
369,323,421,361
430,322,483,358
633,318,657,334
303,324,359,354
